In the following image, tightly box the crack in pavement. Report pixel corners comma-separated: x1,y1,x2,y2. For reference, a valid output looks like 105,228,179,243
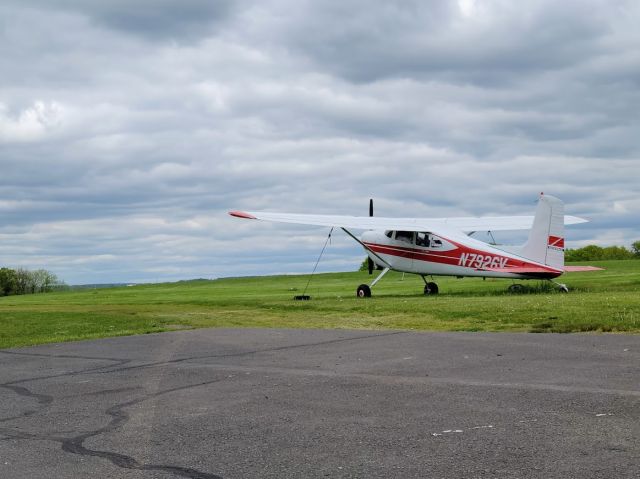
0,357,132,387
0,384,54,424
0,350,134,361
0,356,133,426
2,379,227,478
60,378,228,479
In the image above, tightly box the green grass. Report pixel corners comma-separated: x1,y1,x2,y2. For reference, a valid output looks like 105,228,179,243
1,260,639,348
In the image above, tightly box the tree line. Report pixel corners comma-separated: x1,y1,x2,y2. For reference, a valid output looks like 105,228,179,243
0,267,67,296
565,241,640,262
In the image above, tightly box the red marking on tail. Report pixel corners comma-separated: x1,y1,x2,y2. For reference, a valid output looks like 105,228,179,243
548,236,564,248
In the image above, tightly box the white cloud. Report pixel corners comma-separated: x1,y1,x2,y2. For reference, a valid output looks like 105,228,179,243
0,101,64,142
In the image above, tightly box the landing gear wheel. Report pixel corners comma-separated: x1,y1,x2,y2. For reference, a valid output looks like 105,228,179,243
424,282,439,295
558,283,569,293
356,284,371,298
508,283,524,294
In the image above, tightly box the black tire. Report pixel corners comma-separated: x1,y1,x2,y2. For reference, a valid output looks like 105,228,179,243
424,282,439,295
356,284,372,298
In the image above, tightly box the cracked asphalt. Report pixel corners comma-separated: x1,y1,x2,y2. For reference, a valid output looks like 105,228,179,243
1,329,638,478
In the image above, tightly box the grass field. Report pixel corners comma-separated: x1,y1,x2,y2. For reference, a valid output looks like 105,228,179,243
1,260,639,348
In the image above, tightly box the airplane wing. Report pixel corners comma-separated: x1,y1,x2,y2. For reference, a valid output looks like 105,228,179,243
229,210,588,233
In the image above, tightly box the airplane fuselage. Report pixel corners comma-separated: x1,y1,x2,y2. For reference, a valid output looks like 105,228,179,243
360,230,563,280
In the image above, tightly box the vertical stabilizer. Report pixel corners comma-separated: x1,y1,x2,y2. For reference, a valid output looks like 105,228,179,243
520,194,564,269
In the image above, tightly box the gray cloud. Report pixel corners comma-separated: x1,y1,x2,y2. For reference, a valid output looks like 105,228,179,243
1,0,639,283
271,1,608,82
4,0,234,42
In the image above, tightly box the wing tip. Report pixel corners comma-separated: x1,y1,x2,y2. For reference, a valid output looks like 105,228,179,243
566,215,589,225
229,210,257,220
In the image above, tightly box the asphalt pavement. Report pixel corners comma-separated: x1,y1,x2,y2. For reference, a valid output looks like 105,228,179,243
1,329,638,478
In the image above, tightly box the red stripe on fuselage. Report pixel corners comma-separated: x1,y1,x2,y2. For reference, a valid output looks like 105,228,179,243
364,243,461,266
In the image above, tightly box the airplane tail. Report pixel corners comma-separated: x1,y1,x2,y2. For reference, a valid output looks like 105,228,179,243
519,194,564,269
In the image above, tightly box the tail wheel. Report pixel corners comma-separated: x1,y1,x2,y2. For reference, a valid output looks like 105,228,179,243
508,283,524,294
424,282,439,295
356,284,372,298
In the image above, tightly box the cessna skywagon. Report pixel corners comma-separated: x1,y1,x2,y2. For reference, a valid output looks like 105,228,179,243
230,194,600,297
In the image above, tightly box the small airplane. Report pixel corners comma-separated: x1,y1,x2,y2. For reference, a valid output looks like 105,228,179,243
229,193,602,297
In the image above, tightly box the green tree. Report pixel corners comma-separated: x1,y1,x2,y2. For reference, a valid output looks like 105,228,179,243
358,258,369,272
14,268,36,294
31,269,61,293
358,257,383,272
565,243,636,262
565,245,603,262
601,246,633,260
0,267,65,295
0,267,17,296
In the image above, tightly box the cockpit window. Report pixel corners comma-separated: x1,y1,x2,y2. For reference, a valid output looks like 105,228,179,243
385,230,393,238
416,232,443,248
416,232,430,247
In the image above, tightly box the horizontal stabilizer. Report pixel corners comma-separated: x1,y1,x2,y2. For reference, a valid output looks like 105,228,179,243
479,265,603,275
477,266,563,274
563,265,604,272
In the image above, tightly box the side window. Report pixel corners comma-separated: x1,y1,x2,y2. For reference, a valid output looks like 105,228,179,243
394,231,414,244
385,230,393,238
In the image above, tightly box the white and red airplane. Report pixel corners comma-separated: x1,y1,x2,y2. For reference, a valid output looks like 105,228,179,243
230,193,601,297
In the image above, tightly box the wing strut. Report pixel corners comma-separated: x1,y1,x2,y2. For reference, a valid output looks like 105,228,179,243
340,227,392,269
371,267,390,288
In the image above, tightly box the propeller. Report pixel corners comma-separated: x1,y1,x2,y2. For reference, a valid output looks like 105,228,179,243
368,198,374,274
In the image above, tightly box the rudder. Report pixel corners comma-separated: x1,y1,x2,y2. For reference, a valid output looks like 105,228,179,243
520,194,564,269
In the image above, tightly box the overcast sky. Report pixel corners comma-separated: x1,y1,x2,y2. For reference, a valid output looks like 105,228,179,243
1,0,639,284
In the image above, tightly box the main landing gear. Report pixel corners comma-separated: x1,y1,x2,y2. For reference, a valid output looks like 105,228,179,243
356,284,371,298
422,276,438,295
355,271,440,298
424,282,439,295
356,266,390,298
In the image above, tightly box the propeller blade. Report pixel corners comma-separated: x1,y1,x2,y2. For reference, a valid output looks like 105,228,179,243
369,198,373,217
368,257,374,275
